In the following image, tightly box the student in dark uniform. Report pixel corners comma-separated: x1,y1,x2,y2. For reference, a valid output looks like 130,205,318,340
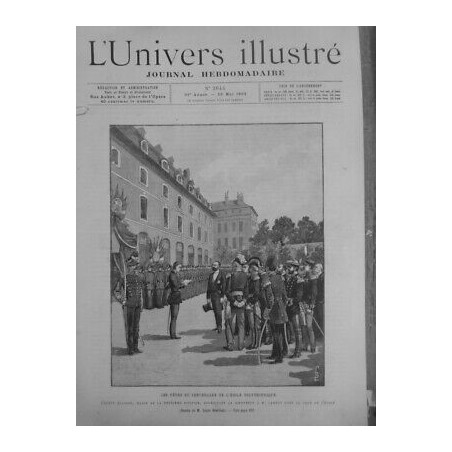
299,259,318,353
285,260,303,358
144,263,155,309
204,261,226,333
122,255,145,355
154,265,166,308
224,256,249,351
263,255,289,364
167,261,191,339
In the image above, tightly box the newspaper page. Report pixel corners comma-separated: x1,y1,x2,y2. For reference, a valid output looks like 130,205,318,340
77,26,368,425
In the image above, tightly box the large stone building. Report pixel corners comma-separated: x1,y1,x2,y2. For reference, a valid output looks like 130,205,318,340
110,125,215,266
211,192,258,257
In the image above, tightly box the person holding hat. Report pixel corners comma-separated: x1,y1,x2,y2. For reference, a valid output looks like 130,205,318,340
223,256,249,351
262,255,289,364
123,254,145,355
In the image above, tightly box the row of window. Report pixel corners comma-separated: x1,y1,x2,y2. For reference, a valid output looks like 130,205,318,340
140,169,211,226
139,142,211,208
217,237,244,249
217,221,244,233
112,145,212,217
138,236,211,266
216,208,247,216
120,157,211,227
140,196,210,242
181,244,210,266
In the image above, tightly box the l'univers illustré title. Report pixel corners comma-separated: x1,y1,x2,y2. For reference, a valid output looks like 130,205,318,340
89,40,342,67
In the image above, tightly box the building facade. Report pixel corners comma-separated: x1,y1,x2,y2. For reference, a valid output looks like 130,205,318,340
110,125,215,266
211,192,258,257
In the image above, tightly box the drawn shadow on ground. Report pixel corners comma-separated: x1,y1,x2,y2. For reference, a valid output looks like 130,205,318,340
287,351,324,386
179,328,224,354
202,347,277,367
203,352,260,367
141,334,172,341
111,347,130,356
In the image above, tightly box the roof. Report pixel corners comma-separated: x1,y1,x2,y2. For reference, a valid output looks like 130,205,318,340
211,199,258,217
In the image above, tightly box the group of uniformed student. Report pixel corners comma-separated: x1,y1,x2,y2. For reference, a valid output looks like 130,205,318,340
119,252,324,362
205,255,324,364
118,256,213,354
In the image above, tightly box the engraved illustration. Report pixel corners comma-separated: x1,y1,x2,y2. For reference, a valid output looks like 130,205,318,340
110,123,324,386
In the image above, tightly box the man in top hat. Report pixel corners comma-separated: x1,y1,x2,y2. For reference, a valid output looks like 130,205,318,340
122,253,145,355
224,255,249,351
204,261,226,333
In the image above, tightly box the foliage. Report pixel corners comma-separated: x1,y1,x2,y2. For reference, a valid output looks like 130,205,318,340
247,242,265,262
295,247,306,262
247,214,324,267
250,219,271,246
309,246,324,265
290,216,323,244
250,215,324,247
214,244,236,265
271,216,295,246
278,245,293,265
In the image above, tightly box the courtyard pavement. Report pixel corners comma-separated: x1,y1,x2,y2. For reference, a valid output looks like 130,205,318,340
112,294,324,387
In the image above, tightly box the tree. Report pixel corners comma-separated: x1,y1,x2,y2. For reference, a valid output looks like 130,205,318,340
309,246,324,265
291,216,320,244
279,245,293,265
295,247,306,262
215,244,235,265
261,240,280,266
271,216,295,246
250,219,271,246
312,220,324,242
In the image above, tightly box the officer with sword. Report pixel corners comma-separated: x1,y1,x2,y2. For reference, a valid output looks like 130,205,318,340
122,253,146,355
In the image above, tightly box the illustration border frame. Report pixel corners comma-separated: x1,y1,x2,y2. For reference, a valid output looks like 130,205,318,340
110,121,325,387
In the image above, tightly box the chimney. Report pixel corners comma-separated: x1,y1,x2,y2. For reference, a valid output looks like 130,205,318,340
183,168,191,180
224,191,229,202
167,156,174,166
154,144,163,154
237,192,244,202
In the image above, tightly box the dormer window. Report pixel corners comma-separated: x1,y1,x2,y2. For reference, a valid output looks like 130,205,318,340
188,185,194,194
140,140,149,154
161,159,169,172
176,174,183,184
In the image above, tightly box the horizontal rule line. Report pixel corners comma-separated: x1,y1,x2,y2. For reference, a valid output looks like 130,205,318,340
88,101,343,106
88,80,343,85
